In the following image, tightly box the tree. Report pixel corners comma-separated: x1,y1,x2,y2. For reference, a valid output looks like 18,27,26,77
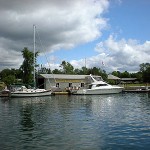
130,72,142,82
86,67,107,81
53,69,62,74
60,61,74,74
20,47,38,85
112,71,121,78
120,71,130,78
74,68,82,75
0,69,12,79
81,67,88,75
90,67,101,75
0,68,22,85
140,63,150,82
2,75,16,85
38,67,52,74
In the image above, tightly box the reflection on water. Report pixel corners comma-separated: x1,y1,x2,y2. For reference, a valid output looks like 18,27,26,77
20,103,34,131
0,93,150,150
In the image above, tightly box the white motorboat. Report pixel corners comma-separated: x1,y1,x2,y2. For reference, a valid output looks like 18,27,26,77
73,74,123,95
11,25,52,97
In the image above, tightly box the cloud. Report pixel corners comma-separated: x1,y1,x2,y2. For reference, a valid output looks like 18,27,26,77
94,35,150,72
69,35,150,73
40,34,150,73
0,0,109,70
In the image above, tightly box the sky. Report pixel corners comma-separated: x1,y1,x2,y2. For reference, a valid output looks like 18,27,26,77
0,0,150,73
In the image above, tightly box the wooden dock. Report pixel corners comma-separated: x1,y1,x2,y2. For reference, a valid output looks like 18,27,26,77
52,91,70,95
123,85,150,93
123,89,150,93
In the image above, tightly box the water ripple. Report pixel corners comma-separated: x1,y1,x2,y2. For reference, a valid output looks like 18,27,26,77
0,93,150,150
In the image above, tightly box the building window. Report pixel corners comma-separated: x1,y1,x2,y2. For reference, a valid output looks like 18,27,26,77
81,83,84,87
69,83,72,87
56,83,59,87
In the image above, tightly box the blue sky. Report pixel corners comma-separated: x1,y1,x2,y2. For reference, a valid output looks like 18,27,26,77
46,0,150,72
107,0,150,42
0,0,150,73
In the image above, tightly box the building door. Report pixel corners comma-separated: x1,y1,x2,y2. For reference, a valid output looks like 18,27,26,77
69,83,72,87
37,78,44,89
56,83,59,88
81,83,84,87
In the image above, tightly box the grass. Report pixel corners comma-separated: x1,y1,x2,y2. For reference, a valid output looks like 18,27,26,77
121,83,150,90
123,83,150,87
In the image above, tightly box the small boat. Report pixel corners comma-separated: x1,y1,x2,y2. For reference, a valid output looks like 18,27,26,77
0,89,10,97
10,25,52,97
73,74,123,95
0,86,10,97
11,86,52,97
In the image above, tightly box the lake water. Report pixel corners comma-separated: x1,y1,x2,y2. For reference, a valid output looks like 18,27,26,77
0,93,150,150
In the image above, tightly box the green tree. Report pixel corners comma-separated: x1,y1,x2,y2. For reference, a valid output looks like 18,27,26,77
2,75,16,85
53,69,62,74
38,67,51,74
112,71,121,78
20,47,38,85
60,61,74,74
0,69,12,79
130,72,142,82
120,71,130,78
90,67,101,75
140,63,150,82
86,67,107,81
81,67,88,75
0,68,23,85
101,69,108,81
74,68,82,75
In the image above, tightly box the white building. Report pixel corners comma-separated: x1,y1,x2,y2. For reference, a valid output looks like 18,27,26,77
37,74,102,91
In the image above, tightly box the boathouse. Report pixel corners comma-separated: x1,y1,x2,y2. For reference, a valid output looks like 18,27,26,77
37,74,102,91
107,74,121,84
120,78,138,84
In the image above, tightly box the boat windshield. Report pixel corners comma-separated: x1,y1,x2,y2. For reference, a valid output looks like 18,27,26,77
93,77,102,81
88,84,92,89
96,84,108,87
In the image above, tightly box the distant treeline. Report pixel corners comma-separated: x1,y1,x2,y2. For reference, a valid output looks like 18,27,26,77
0,48,150,85
0,62,150,85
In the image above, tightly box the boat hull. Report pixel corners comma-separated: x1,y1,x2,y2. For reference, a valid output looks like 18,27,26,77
0,90,10,97
74,87,123,95
11,90,52,98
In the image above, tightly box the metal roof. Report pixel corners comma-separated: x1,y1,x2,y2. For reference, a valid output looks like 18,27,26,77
108,74,120,80
108,75,137,81
39,74,102,80
39,74,90,79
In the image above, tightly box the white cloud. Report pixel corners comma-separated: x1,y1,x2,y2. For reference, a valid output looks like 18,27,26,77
96,35,150,71
70,35,150,72
70,53,108,69
0,0,109,70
